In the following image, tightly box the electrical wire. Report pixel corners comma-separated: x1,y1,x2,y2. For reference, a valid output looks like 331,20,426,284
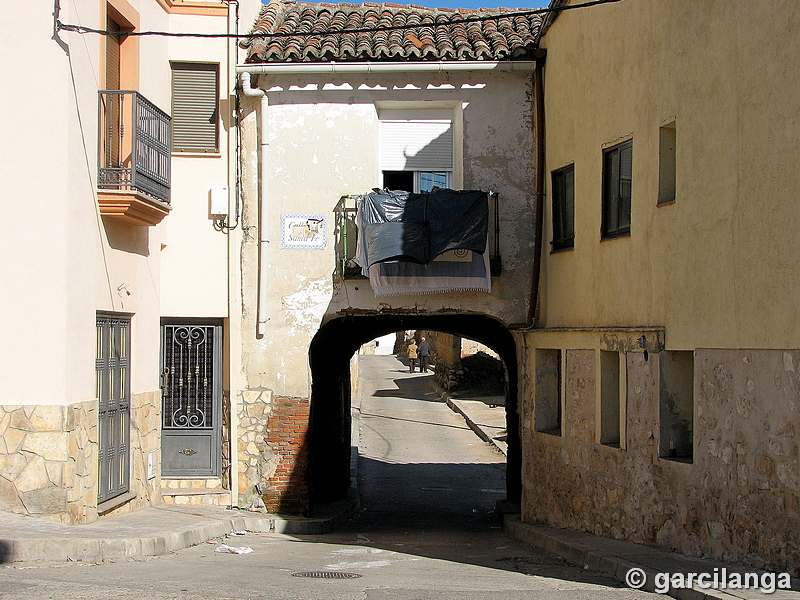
56,0,621,40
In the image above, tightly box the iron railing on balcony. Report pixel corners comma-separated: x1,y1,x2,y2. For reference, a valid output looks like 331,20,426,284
98,90,171,204
334,195,368,279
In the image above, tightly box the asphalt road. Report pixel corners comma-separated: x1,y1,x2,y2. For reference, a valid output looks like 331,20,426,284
0,354,658,600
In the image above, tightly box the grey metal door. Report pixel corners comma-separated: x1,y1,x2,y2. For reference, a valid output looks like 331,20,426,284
96,314,131,504
160,322,222,477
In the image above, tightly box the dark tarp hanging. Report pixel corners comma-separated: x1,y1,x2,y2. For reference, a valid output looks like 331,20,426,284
359,188,488,267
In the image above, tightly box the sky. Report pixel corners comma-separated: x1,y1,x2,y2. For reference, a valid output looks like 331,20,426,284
262,0,549,11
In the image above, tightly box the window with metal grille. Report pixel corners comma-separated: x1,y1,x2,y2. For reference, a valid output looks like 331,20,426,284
171,62,219,153
551,163,574,251
161,325,217,431
601,139,632,239
96,314,131,504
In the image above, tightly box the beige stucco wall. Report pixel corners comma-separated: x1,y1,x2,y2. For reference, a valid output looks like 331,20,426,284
537,0,800,350
0,0,171,406
520,0,800,574
238,69,536,399
0,0,260,520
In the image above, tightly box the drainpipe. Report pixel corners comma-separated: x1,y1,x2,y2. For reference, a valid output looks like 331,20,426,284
510,49,547,329
227,0,241,510
239,72,269,337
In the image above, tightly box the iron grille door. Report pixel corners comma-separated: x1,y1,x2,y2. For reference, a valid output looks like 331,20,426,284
96,314,131,504
160,323,222,477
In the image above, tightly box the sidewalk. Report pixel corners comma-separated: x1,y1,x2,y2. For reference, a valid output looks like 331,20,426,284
430,381,507,456
2,376,798,600
434,381,800,600
0,500,357,564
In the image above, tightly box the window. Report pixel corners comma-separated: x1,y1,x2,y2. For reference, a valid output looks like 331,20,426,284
601,140,632,239
171,62,219,153
599,350,625,448
382,170,449,193
535,349,562,435
551,164,574,251
105,0,138,91
105,16,122,91
659,350,694,460
658,122,676,205
379,110,454,192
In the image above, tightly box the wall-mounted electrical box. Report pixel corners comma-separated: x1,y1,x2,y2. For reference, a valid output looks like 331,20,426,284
147,450,157,480
210,186,229,217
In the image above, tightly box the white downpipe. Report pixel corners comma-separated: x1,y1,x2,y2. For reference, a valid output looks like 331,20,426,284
236,60,535,75
239,72,270,337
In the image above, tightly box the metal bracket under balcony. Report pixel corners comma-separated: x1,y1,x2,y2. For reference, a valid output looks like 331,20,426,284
98,90,171,226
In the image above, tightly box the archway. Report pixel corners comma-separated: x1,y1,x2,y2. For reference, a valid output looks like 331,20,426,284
308,313,519,510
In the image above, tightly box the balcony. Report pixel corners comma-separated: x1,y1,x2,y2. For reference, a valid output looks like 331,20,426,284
334,192,503,281
98,91,171,226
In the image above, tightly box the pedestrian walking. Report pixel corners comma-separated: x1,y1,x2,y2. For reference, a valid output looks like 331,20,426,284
418,337,431,373
407,339,418,373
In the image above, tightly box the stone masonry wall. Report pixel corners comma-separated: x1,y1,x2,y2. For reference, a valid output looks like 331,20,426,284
237,389,275,510
521,347,800,576
0,391,162,524
0,400,96,523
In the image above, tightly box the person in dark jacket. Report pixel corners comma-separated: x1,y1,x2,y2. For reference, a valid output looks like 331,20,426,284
417,337,431,373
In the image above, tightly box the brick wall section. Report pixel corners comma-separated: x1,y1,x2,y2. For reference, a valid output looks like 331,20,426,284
262,396,310,514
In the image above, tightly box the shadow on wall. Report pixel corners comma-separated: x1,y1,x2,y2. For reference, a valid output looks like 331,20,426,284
0,539,12,564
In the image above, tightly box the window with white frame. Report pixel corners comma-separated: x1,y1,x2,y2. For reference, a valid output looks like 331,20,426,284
379,109,454,193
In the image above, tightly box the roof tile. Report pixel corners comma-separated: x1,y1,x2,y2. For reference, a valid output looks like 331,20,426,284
244,0,542,63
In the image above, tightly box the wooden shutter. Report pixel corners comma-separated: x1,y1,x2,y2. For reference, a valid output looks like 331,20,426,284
380,119,454,171
171,63,219,153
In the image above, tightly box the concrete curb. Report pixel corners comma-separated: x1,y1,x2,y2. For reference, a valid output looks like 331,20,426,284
5,501,359,564
432,382,507,457
504,515,799,600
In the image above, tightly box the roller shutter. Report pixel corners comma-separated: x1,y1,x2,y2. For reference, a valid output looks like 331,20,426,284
105,17,121,90
380,119,453,171
171,63,219,153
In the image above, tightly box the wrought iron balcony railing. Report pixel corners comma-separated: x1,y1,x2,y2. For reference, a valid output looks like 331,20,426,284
98,90,171,204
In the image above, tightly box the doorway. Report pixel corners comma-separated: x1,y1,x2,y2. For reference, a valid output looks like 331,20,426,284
160,321,223,477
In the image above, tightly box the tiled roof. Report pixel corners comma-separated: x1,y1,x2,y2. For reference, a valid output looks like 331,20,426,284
244,0,542,63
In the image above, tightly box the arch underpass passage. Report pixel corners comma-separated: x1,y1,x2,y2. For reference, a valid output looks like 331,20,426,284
307,314,519,512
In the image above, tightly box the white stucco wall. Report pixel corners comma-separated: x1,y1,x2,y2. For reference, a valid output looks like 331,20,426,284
0,0,257,404
238,68,536,398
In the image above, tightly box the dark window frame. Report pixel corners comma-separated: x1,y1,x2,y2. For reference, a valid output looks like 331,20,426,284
551,163,575,252
601,139,632,239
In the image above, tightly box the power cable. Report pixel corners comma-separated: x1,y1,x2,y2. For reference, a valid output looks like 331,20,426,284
56,0,621,40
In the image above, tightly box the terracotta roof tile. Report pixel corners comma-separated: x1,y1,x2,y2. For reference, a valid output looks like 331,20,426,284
244,0,542,63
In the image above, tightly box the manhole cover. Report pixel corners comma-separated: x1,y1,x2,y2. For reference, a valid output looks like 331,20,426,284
292,571,362,579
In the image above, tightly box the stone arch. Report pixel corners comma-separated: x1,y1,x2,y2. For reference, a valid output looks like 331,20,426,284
308,313,519,509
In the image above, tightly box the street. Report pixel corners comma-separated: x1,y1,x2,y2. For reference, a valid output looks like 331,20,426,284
0,354,657,600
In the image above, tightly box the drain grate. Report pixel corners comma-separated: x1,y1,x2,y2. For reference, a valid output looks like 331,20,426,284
292,571,362,579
